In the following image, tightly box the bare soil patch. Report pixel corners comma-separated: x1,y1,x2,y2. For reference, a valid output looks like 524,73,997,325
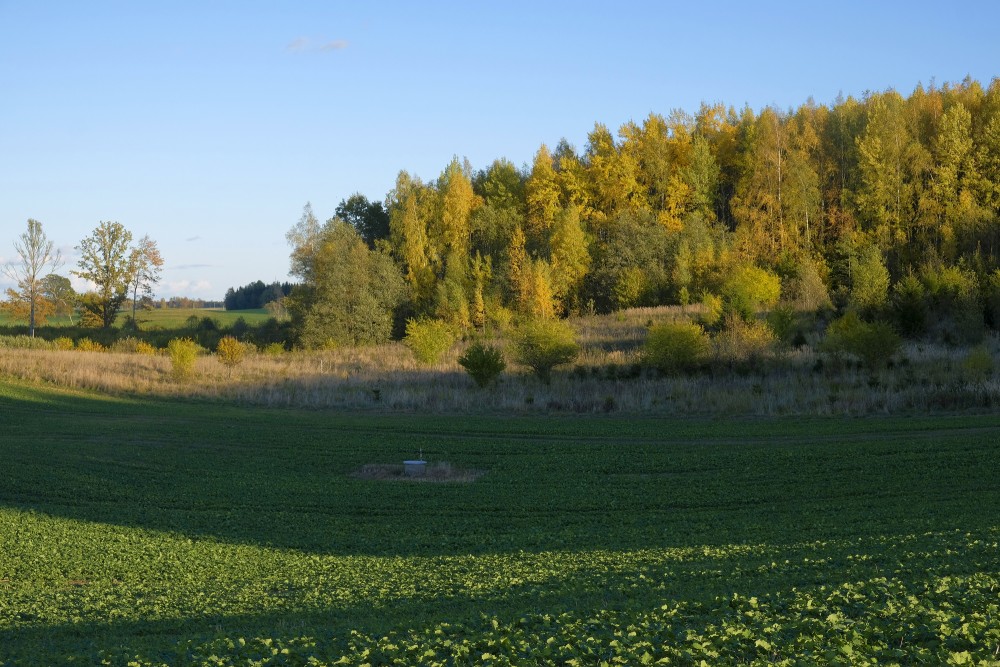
352,462,486,483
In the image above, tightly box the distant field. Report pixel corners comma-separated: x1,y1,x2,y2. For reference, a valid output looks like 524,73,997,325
117,307,273,328
0,308,273,330
2,379,999,664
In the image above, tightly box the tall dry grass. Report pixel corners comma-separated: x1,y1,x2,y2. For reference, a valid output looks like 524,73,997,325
2,305,999,416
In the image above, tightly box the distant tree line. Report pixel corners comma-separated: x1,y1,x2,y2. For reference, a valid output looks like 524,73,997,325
286,78,1000,348
223,281,294,311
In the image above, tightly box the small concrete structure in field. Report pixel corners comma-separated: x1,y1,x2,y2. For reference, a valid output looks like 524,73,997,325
403,459,427,477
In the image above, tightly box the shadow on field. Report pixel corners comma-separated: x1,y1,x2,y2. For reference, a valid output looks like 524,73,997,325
3,382,1000,558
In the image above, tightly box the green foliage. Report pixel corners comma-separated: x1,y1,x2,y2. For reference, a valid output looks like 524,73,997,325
765,304,797,344
821,312,901,370
458,340,506,387
403,317,456,364
643,320,709,373
72,220,135,329
4,383,1000,664
698,292,723,327
53,336,74,351
849,243,890,313
962,345,994,382
0,334,55,350
721,264,781,319
891,274,928,336
511,318,579,383
288,218,408,348
167,337,199,381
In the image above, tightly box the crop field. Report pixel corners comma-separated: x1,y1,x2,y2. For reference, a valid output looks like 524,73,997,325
2,380,1000,665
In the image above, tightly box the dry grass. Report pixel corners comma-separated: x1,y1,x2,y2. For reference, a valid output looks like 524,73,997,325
2,306,999,416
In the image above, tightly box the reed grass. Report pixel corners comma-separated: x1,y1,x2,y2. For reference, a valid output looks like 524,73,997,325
1,306,997,416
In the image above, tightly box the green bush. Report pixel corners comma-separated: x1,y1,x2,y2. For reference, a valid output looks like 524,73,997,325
891,274,927,337
404,318,456,365
263,342,286,356
821,312,901,370
54,337,75,351
512,318,579,384
698,293,724,328
765,304,797,344
0,335,55,350
643,321,709,374
458,341,506,387
167,337,199,381
721,265,782,320
962,345,994,383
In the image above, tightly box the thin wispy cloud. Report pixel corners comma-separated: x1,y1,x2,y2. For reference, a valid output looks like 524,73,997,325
185,236,202,242
169,263,214,271
168,279,212,294
287,36,310,52
320,39,349,51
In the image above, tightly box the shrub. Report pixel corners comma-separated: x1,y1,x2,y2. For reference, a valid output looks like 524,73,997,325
458,341,506,387
715,315,776,366
512,318,579,384
110,336,143,354
404,318,455,365
0,335,54,350
721,265,782,320
75,338,105,353
698,292,723,328
962,345,994,382
821,312,901,370
167,337,199,381
766,304,797,344
643,321,709,374
263,342,286,356
216,335,250,377
135,341,158,356
891,274,927,337
54,337,75,351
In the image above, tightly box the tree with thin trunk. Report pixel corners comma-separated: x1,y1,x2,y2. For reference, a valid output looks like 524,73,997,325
127,235,164,325
2,219,62,337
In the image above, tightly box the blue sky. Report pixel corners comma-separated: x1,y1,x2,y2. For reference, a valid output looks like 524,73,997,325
2,1,998,299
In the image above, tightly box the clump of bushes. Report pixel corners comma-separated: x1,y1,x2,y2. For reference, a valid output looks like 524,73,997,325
643,321,709,374
715,315,776,366
821,312,901,370
135,341,158,356
512,318,579,384
404,318,456,365
75,338,105,353
167,338,199,381
962,345,994,383
54,337,75,351
458,341,506,387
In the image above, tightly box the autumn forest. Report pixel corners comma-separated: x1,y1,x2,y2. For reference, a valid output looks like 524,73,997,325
282,77,1000,348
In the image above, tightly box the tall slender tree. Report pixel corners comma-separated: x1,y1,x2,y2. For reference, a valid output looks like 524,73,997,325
3,219,62,337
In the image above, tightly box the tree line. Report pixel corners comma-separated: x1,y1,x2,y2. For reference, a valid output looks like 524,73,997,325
223,280,293,311
287,77,1000,347
2,220,162,335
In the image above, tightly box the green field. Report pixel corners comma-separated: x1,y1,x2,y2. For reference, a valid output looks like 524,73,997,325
2,381,1000,665
0,308,272,329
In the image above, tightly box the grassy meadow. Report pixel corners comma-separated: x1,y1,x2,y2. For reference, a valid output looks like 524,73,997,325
2,378,1000,664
